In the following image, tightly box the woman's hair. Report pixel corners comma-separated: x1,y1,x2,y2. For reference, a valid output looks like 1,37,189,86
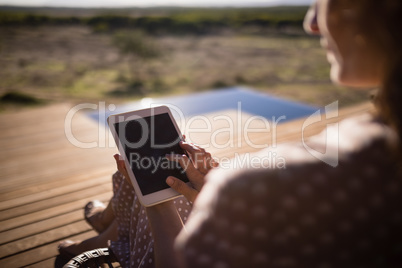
356,1,402,151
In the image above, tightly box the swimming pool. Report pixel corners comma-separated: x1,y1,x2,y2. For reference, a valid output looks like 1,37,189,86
88,86,318,125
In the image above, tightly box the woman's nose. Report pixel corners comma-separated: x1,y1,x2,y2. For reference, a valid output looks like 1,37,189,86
304,3,320,35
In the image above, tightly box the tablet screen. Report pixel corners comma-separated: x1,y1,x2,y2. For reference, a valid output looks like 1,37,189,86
113,113,189,196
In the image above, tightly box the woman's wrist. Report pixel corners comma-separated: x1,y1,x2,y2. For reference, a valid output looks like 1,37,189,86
145,199,185,268
145,200,177,217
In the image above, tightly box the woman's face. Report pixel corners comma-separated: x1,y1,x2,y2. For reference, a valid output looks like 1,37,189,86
304,0,385,88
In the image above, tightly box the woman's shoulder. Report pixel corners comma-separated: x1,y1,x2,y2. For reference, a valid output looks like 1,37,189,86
203,112,399,200
189,114,401,239
181,114,402,268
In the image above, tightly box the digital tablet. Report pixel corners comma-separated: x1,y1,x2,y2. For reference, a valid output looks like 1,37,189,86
107,106,189,207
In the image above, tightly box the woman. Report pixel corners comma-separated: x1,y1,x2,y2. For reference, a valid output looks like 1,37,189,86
145,0,402,267
61,0,402,267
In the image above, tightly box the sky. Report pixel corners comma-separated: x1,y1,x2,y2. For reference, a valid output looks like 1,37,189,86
0,0,312,8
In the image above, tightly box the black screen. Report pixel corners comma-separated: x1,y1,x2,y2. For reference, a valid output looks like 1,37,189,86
114,113,189,195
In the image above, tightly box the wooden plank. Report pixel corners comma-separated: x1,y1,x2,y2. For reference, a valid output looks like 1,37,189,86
0,129,98,153
0,158,115,193
0,191,112,232
0,111,96,140
0,147,115,177
26,257,57,268
25,257,58,268
0,231,98,267
0,121,103,149
0,220,91,258
0,167,113,201
0,148,113,175
0,175,111,212
0,183,112,221
0,104,73,128
0,210,86,245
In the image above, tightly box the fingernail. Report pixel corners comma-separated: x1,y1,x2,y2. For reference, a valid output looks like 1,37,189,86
166,177,174,186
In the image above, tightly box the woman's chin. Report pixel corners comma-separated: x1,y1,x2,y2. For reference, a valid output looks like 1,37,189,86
329,66,342,85
326,51,337,65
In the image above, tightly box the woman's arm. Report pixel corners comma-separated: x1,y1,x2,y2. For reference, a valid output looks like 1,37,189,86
114,141,217,268
114,154,187,267
145,201,185,268
146,141,218,268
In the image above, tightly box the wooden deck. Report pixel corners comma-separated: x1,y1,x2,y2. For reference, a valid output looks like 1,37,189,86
0,101,374,267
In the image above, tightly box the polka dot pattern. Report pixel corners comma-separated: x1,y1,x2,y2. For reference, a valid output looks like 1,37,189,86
179,116,402,267
109,171,192,267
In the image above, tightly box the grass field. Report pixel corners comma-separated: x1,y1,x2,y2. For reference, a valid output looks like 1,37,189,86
0,6,371,112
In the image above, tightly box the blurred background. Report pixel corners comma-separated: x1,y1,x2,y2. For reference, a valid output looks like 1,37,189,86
0,0,370,112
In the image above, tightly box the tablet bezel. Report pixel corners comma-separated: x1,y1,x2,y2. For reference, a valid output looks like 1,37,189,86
107,105,189,207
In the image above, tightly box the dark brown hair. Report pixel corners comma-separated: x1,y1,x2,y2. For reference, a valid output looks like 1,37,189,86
357,1,402,150
377,3,402,152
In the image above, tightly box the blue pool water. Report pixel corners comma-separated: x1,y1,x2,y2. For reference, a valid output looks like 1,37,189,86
88,87,318,125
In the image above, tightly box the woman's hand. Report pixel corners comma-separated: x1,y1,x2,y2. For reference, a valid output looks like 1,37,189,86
165,141,218,203
112,140,218,202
